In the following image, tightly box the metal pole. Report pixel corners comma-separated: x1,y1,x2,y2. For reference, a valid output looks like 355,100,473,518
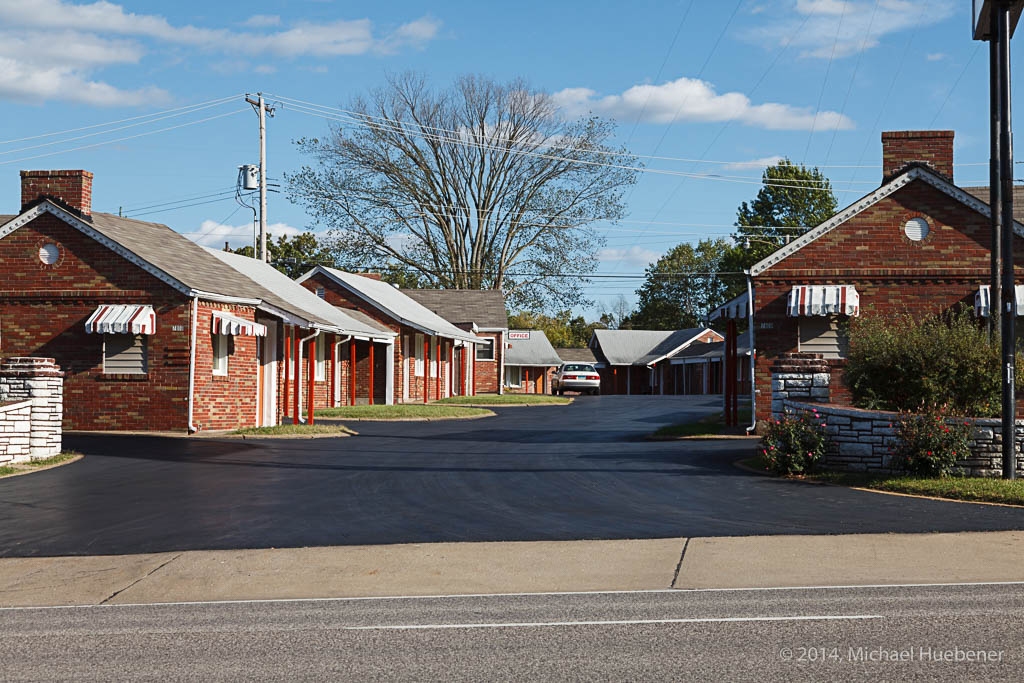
258,93,268,263
991,12,1003,341
998,3,1017,480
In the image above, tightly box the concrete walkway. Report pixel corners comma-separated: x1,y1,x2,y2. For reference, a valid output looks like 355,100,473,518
4,531,1024,608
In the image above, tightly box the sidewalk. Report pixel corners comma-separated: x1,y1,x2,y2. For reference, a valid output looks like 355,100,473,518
3,531,1024,608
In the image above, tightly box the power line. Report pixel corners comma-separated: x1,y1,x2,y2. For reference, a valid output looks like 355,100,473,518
825,0,880,165
929,42,983,128
802,0,847,164
116,187,237,213
126,194,239,218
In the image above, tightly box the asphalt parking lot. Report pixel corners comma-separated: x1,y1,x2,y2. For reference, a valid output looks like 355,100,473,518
2,395,1024,557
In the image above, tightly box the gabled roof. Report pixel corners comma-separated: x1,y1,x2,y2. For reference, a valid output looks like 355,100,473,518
590,328,713,366
670,341,751,362
555,347,597,364
751,165,1024,276
297,266,481,343
404,288,508,330
505,330,562,366
207,251,393,340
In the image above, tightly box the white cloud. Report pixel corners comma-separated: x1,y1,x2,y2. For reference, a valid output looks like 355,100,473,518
926,52,946,61
242,14,281,28
597,246,660,269
553,77,854,131
745,0,954,59
720,155,785,170
191,220,305,249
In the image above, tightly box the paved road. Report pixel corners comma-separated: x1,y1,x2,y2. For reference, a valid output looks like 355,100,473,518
2,395,1024,556
3,583,1023,680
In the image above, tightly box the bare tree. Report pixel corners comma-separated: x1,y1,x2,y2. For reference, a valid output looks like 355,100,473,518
287,73,638,309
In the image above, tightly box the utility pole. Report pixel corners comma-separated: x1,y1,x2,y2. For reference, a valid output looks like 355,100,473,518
975,0,1024,480
245,93,274,262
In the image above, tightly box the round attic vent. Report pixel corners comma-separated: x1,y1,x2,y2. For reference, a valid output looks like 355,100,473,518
904,217,929,241
38,243,60,265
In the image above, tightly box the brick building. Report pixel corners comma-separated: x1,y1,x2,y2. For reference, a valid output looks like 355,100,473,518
588,328,723,395
296,267,483,403
405,289,508,395
503,330,562,394
710,130,1021,426
0,169,393,432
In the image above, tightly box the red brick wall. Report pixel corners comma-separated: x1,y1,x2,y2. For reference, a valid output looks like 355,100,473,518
882,131,954,181
191,303,261,431
0,212,193,431
21,170,93,215
474,330,503,393
753,177,1019,423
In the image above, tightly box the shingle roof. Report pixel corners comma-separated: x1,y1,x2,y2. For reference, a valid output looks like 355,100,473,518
298,267,481,343
961,185,1024,223
555,347,597,363
590,328,709,365
672,341,751,361
205,250,393,338
505,330,563,366
404,289,508,329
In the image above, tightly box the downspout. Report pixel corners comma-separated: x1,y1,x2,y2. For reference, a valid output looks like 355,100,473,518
187,296,199,433
297,328,320,424
745,271,757,434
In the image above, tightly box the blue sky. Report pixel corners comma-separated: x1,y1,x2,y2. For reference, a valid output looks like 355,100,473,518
0,0,1003,317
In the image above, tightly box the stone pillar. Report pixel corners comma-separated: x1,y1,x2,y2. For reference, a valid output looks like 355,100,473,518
770,353,830,420
0,357,63,458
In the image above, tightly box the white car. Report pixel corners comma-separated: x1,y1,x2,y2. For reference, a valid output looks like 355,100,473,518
553,363,601,395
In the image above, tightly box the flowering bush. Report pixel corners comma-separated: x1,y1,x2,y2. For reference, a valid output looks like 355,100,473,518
892,411,973,477
760,411,828,476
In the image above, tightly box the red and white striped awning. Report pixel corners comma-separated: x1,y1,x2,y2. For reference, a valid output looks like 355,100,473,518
212,311,267,337
975,285,1024,317
85,304,156,335
787,285,860,317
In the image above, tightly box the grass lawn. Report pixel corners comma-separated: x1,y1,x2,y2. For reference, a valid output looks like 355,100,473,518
0,450,82,478
652,406,753,438
232,423,357,437
314,405,493,420
740,454,1024,506
435,394,570,406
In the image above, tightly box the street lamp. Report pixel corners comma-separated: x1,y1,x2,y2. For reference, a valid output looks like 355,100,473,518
974,0,1024,480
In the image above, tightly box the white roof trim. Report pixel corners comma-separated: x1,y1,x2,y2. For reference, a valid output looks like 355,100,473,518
750,166,1024,276
646,330,724,367
0,202,193,295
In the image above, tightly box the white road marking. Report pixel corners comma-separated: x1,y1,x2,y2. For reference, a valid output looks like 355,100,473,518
345,615,884,631
2,580,1023,611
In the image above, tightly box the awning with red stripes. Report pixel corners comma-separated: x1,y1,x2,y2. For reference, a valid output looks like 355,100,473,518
212,310,267,337
787,285,860,317
85,304,156,334
974,285,1024,318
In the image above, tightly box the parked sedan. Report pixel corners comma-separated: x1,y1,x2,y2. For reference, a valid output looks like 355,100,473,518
552,363,601,395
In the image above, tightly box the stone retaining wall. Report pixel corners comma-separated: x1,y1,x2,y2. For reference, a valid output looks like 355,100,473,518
0,399,33,465
0,357,63,462
783,400,1024,478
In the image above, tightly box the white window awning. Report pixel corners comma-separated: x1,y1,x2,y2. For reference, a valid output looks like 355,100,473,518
212,311,267,337
85,304,156,335
975,285,1024,318
708,292,748,320
787,285,860,317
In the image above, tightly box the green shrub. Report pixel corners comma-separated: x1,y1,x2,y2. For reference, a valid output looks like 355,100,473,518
892,411,973,477
844,306,1022,417
760,411,827,475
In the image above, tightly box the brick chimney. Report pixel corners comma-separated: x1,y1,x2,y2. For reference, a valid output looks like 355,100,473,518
20,170,93,216
881,131,954,183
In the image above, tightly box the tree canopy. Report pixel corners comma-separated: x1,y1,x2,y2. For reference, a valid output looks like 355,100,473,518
287,72,638,311
231,232,334,280
623,238,731,330
507,310,607,348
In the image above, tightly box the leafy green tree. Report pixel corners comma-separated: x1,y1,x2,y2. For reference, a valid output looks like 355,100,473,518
626,238,731,330
507,310,607,348
722,158,839,298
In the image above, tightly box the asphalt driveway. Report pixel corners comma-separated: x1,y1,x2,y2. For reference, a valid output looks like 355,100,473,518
2,395,1024,557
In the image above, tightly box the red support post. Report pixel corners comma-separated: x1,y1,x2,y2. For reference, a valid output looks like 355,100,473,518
307,338,316,425
448,342,453,398
368,343,375,406
350,340,356,406
293,331,301,425
472,345,477,396
424,337,430,403
283,329,290,417
329,336,336,408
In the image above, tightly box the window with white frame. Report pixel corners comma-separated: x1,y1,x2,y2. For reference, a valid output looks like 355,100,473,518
505,366,521,387
316,287,325,299
212,333,230,376
104,334,147,375
315,337,326,381
799,316,849,359
476,338,494,361
414,334,424,375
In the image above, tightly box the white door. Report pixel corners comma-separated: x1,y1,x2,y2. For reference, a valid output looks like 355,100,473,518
260,321,278,426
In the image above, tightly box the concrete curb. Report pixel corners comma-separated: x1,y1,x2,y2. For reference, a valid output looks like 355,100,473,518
0,453,83,479
317,410,495,423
